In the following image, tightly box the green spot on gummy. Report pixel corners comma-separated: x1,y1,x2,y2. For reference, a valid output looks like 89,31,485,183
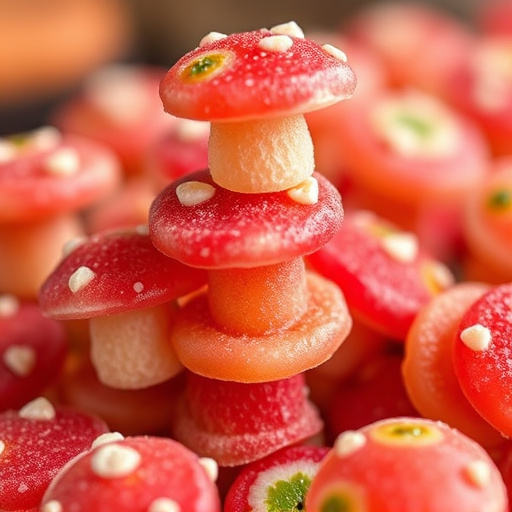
320,494,352,512
488,189,512,210
182,53,227,82
395,113,433,138
265,472,311,512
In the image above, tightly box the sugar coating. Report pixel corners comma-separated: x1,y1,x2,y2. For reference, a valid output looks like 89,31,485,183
3,344,36,377
380,232,419,263
91,431,125,449
464,459,492,488
199,457,219,482
43,147,80,176
334,431,367,457
270,21,304,38
0,294,19,317
176,181,216,206
199,31,227,47
460,324,492,351
18,397,56,420
258,35,294,53
148,498,181,512
287,176,319,205
322,43,348,62
91,443,141,478
68,265,96,293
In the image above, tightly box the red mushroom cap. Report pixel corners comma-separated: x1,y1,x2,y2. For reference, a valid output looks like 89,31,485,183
40,435,221,512
0,296,67,411
159,23,357,121
0,397,109,512
39,228,207,320
0,127,121,223
149,169,343,269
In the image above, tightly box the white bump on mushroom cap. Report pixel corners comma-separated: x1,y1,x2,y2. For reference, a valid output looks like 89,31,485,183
61,236,88,258
3,345,37,377
18,397,56,420
43,147,80,176
334,430,367,457
91,443,142,479
0,440,5,456
0,140,15,163
270,21,305,38
135,223,150,235
0,294,19,317
322,44,348,62
429,261,455,290
133,282,144,293
460,324,492,351
91,431,125,450
41,500,63,512
287,176,319,205
31,126,62,151
176,181,216,206
380,232,419,263
199,457,219,482
68,266,96,293
258,35,294,53
148,498,182,512
199,31,228,47
464,459,492,488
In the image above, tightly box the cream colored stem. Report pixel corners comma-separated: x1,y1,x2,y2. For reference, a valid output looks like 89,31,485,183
208,114,315,193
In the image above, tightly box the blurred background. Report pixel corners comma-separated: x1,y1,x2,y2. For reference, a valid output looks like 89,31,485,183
0,0,482,135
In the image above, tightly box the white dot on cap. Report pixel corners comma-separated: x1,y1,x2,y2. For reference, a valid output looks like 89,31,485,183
460,324,492,351
380,232,419,263
41,500,63,512
465,459,492,488
287,177,319,205
322,44,348,62
0,440,5,456
68,266,96,293
270,21,304,38
199,457,219,481
91,432,125,450
148,498,181,512
199,31,227,47
3,345,36,377
258,35,294,53
91,443,141,479
19,397,56,421
176,181,215,206
334,430,367,457
43,147,80,176
0,294,19,317
133,282,144,293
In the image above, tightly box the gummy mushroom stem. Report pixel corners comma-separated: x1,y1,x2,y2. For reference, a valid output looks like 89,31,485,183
209,115,314,193
207,258,308,336
89,302,182,390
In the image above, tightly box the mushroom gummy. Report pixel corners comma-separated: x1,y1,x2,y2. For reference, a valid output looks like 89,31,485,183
148,22,356,471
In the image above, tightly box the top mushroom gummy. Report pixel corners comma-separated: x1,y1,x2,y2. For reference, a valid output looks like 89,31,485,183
151,22,356,383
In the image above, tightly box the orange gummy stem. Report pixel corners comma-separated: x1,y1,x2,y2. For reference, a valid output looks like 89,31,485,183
207,257,308,336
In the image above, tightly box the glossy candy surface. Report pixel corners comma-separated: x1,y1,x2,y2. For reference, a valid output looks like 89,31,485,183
454,283,512,437
0,397,109,511
160,25,356,121
149,169,343,269
41,435,221,512
307,210,454,340
306,417,508,512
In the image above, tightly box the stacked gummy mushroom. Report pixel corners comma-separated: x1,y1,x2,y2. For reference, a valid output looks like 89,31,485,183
148,22,355,470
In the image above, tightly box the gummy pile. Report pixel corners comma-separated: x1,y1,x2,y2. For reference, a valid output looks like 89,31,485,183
1,2,512,511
